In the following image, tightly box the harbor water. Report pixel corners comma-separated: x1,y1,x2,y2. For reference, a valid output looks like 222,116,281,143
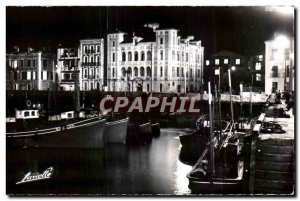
7,128,194,195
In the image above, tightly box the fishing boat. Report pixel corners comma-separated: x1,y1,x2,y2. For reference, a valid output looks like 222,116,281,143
6,112,107,149
186,72,249,194
186,121,245,194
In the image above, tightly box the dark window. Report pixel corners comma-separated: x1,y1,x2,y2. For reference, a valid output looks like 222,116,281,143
134,51,138,61
160,67,163,77
140,67,145,76
20,60,24,67
22,72,27,80
122,52,126,61
24,112,30,117
43,59,47,67
134,67,138,76
27,59,31,67
141,51,145,61
272,66,278,77
286,65,290,77
147,51,151,60
177,67,179,77
67,113,72,118
128,52,132,61
33,59,36,67
160,37,163,44
146,67,151,77
31,111,35,116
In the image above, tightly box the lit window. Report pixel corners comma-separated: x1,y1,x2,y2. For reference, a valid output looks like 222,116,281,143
235,59,240,65
255,63,261,71
224,59,229,64
215,59,219,65
256,74,261,81
206,60,210,66
258,55,263,61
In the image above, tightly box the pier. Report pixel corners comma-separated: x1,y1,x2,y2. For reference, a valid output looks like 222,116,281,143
249,102,295,195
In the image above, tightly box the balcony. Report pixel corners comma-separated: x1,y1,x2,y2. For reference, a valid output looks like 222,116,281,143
61,67,75,72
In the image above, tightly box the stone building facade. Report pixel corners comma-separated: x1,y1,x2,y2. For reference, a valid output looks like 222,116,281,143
107,24,204,93
79,39,104,91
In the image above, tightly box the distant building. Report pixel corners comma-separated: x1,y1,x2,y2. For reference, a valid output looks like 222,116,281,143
79,39,105,91
107,23,204,93
6,48,57,90
57,47,80,91
205,50,248,93
265,35,294,94
248,54,265,92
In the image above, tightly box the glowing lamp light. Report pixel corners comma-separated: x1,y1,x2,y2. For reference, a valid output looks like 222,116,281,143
231,66,236,71
274,35,289,49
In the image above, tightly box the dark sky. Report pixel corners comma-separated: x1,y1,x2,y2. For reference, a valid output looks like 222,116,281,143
6,6,294,57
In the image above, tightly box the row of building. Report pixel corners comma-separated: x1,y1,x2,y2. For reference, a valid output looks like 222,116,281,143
6,23,204,93
6,23,294,94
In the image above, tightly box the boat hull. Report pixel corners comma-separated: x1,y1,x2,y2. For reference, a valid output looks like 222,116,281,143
104,118,129,144
7,117,106,149
187,177,243,194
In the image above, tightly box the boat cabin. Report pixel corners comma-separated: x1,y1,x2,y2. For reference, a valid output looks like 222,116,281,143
15,110,39,119
61,111,75,120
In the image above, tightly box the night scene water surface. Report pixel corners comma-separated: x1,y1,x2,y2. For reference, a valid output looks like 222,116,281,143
7,128,194,195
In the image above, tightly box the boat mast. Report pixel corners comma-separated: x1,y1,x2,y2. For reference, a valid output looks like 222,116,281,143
208,82,215,187
228,69,234,124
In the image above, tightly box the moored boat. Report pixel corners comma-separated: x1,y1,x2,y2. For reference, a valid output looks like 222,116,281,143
7,117,107,149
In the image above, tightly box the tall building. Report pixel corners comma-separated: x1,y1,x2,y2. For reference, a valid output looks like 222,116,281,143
107,23,204,93
57,46,80,91
204,50,248,93
79,39,105,91
248,54,265,92
265,35,294,94
6,48,57,90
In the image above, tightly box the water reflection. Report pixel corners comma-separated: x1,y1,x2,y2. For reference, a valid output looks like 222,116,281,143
7,128,193,195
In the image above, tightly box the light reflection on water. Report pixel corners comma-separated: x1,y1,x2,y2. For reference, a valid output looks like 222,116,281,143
7,128,194,195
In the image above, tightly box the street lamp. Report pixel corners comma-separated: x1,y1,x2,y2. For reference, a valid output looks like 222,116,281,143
274,34,290,91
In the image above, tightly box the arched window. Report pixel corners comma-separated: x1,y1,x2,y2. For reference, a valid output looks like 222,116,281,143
128,67,132,77
84,56,88,63
146,66,151,77
147,51,151,60
90,56,94,63
128,52,132,61
134,51,138,61
91,46,94,53
84,82,88,90
96,56,100,64
147,84,150,92
121,67,126,77
97,82,100,90
141,51,145,61
134,67,138,76
84,68,88,78
90,82,94,90
140,67,145,77
122,52,126,61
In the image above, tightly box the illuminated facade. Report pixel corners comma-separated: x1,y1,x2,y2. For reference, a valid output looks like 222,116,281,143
6,49,57,91
265,35,294,94
107,23,204,93
79,39,104,91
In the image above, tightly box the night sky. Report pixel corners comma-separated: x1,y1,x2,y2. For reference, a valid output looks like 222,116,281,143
6,6,294,58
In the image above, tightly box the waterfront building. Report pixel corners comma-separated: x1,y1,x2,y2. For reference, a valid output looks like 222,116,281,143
204,50,248,93
6,48,57,91
106,23,204,93
57,46,80,91
264,35,294,94
248,54,265,92
79,39,105,91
